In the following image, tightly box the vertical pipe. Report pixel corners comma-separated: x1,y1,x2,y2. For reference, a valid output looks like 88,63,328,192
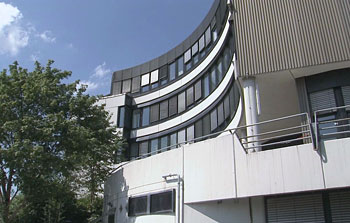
243,77,260,152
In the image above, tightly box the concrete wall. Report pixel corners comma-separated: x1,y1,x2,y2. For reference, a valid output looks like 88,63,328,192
98,94,126,126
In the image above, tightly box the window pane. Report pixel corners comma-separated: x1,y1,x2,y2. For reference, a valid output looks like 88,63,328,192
150,139,158,154
139,142,149,156
150,191,174,214
192,42,198,56
151,82,158,89
108,214,114,223
217,102,224,126
203,73,210,97
217,59,223,82
184,49,191,64
186,86,194,107
194,80,202,101
199,34,205,52
203,114,211,136
170,133,177,149
169,62,176,81
212,27,218,42
151,70,159,83
229,87,235,118
224,95,230,119
122,79,131,93
178,129,186,145
118,107,125,127
113,81,122,95
132,109,141,129
210,68,217,92
193,54,199,64
160,100,169,120
187,125,195,142
141,73,150,86
210,109,218,131
159,65,168,85
141,85,150,92
142,107,150,126
130,143,138,159
205,26,211,46
150,104,159,123
132,76,140,93
223,48,231,70
160,136,168,150
128,196,148,216
177,56,184,76
178,91,186,113
169,95,178,116
186,61,192,71
195,119,203,138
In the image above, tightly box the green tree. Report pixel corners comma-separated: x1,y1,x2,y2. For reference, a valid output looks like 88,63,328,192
0,61,123,223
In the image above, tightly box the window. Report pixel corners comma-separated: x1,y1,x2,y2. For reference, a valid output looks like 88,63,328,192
160,100,169,120
170,133,177,149
130,143,138,159
113,81,122,95
141,73,150,86
150,104,159,123
150,190,175,214
210,109,218,131
186,86,194,107
150,139,158,154
178,129,186,145
132,109,140,129
177,56,184,76
194,80,202,101
108,214,115,223
187,125,195,142
203,73,210,97
142,107,150,126
151,70,159,84
118,107,125,128
229,87,235,118
160,136,168,150
139,142,149,156
128,196,148,216
184,49,191,64
203,114,211,136
217,102,224,126
195,119,203,138
223,48,231,70
224,95,230,119
141,85,150,92
193,54,199,64
159,65,168,85
210,67,217,92
192,42,198,56
122,79,131,93
169,95,178,116
199,34,205,52
205,26,211,46
217,59,223,82
178,91,186,113
169,62,176,81
212,26,218,42
132,77,140,93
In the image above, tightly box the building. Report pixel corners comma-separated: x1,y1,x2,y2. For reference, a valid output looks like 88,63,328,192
101,0,350,222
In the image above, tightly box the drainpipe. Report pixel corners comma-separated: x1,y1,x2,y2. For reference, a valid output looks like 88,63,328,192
242,77,261,152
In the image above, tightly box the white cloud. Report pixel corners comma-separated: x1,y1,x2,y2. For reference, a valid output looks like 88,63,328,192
0,2,29,56
38,30,56,43
30,52,40,62
79,81,99,92
92,62,111,78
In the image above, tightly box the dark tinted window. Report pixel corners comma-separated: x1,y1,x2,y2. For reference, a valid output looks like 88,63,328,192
169,96,178,116
132,109,141,129
132,76,140,93
224,95,230,119
122,79,131,93
160,100,169,120
139,142,149,156
217,102,224,126
128,196,148,216
169,62,176,81
150,104,159,123
203,114,211,136
159,65,168,85
118,107,125,128
210,109,218,131
108,214,114,223
203,73,210,97
195,119,203,139
113,81,122,95
130,143,138,159
150,139,158,154
150,191,174,214
210,68,217,92
160,136,168,150
177,56,184,76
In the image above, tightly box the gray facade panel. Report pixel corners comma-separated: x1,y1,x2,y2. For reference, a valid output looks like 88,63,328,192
235,0,350,77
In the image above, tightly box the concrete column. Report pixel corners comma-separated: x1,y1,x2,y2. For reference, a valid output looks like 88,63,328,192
242,77,260,152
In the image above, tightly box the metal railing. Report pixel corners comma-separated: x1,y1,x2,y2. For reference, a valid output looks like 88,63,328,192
236,113,314,152
112,112,315,173
314,105,350,149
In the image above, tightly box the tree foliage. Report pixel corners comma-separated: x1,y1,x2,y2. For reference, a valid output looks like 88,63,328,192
0,61,123,222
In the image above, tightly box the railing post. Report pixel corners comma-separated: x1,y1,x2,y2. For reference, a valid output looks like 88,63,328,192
314,111,319,150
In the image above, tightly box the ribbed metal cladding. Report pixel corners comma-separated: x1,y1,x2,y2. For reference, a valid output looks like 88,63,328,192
234,0,350,77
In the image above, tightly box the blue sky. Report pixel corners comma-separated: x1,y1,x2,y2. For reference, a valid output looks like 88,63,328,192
0,0,214,95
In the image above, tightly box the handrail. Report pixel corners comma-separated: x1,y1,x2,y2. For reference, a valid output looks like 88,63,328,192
111,112,315,173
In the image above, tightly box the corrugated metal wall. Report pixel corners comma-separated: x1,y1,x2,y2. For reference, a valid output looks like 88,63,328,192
234,0,350,77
